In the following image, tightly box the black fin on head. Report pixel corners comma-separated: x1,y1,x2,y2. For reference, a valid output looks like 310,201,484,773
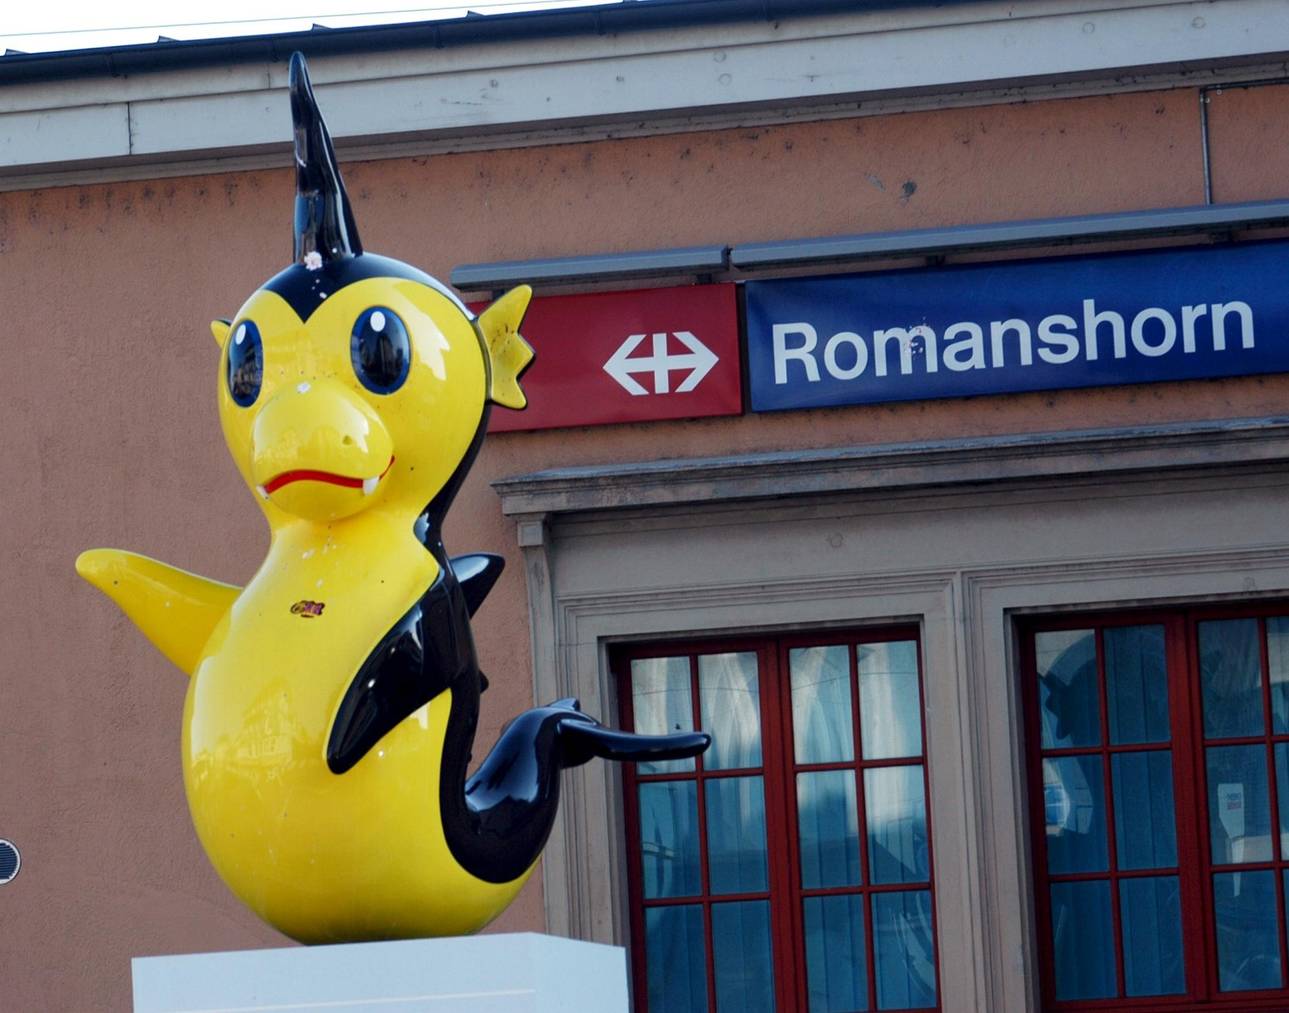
289,51,362,265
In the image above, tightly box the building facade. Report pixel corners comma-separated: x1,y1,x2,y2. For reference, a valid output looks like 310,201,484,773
4,1,1289,1009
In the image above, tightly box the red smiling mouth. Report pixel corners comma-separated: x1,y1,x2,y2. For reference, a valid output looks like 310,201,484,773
261,456,395,496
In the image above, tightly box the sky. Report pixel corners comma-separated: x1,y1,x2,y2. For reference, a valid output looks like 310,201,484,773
0,0,609,54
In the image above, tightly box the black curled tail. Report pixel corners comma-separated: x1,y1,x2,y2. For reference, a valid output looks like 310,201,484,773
551,698,710,768
444,697,710,884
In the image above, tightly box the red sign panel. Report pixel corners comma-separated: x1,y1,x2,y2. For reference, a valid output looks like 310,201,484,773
480,283,742,433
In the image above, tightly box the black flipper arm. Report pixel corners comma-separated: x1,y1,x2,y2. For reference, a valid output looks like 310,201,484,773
450,553,505,616
327,568,474,774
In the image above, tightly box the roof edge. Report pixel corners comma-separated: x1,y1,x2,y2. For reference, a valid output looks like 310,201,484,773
0,0,972,85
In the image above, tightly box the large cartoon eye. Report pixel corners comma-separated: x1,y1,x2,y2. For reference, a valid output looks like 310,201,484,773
351,307,410,394
226,320,263,407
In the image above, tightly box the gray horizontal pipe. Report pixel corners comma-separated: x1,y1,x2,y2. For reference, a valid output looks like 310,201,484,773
730,199,1289,269
451,201,1289,291
450,244,729,291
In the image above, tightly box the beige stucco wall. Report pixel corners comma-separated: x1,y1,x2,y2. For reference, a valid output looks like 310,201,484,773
1,81,1287,1010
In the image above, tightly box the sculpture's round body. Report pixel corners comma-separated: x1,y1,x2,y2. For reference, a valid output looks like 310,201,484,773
74,51,708,945
183,519,530,943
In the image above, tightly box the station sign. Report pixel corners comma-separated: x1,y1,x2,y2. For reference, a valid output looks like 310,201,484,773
485,283,741,433
745,240,1289,412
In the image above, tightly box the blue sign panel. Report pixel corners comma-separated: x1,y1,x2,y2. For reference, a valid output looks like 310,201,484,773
745,240,1289,412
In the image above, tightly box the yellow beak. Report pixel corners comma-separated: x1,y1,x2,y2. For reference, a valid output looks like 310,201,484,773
249,379,394,522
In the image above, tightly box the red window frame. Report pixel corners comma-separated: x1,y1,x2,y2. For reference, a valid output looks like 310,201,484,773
1021,601,1289,1013
614,627,940,1012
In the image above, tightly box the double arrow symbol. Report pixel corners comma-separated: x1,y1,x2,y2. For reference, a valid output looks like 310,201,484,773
603,331,720,396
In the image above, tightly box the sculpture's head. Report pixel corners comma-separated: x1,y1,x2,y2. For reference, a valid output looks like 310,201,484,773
214,53,532,526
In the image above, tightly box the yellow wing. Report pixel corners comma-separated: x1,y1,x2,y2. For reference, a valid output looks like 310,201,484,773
476,285,534,409
76,549,240,676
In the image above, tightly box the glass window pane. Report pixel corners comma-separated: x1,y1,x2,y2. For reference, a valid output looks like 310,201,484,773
1112,751,1177,870
639,782,701,898
1105,625,1170,744
864,765,929,885
645,904,708,1013
1277,743,1289,859
791,646,855,764
804,895,867,1013
1271,617,1289,734
798,770,861,889
1120,876,1185,997
859,640,922,760
1050,880,1116,1001
699,652,762,770
1214,870,1283,992
632,656,695,774
705,776,768,895
1043,755,1109,874
1207,745,1273,865
1036,629,1100,748
1199,618,1265,739
872,890,937,1010
712,901,775,1013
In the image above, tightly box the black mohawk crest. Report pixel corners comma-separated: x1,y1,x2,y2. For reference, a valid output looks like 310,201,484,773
289,51,362,265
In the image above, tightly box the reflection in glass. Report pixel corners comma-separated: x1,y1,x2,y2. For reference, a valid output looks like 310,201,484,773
699,653,762,770
1050,880,1116,1000
872,890,937,1010
1105,625,1169,744
1043,755,1109,874
1112,751,1177,870
639,781,701,898
791,646,855,764
1120,876,1185,997
1214,870,1283,992
1036,630,1100,748
646,904,708,1012
1271,617,1289,734
859,641,922,760
1207,745,1273,865
705,776,768,895
864,765,929,884
804,895,867,1013
1199,619,1265,739
632,656,695,774
712,901,775,1013
798,770,860,888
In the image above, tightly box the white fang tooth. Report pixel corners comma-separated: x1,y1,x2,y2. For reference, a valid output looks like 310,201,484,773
362,477,379,496
256,485,270,500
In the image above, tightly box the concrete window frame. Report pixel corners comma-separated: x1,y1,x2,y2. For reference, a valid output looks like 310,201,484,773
494,417,1289,1012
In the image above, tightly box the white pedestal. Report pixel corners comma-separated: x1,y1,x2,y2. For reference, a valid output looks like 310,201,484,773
132,932,629,1013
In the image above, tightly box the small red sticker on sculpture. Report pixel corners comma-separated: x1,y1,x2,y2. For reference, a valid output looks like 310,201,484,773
291,600,326,618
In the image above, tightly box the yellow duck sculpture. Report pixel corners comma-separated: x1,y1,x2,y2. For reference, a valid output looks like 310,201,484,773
76,52,709,945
